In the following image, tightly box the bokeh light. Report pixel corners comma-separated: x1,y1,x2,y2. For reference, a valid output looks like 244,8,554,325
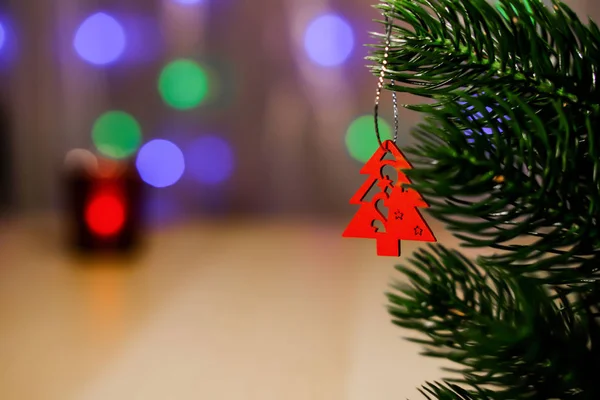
496,0,534,23
136,139,185,188
92,111,142,159
0,23,5,52
463,101,504,143
74,12,126,65
345,115,392,163
85,193,126,237
304,14,354,67
172,0,205,4
158,59,209,110
185,135,234,185
64,148,98,175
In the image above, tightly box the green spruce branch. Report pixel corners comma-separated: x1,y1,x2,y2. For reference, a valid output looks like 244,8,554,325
367,0,600,397
389,245,600,398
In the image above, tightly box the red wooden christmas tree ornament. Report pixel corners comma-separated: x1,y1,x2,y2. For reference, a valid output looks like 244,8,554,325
343,140,436,256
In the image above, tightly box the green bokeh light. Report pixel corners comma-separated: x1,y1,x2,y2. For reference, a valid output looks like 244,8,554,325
345,115,392,163
496,0,534,23
158,59,209,110
92,111,142,159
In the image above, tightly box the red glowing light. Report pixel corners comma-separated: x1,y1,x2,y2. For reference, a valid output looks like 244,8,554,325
85,193,126,237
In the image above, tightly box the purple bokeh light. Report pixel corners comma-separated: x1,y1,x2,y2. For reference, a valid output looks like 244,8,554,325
185,135,234,185
172,0,205,4
461,102,509,143
136,139,185,188
0,23,5,52
0,17,18,68
74,12,126,65
304,14,354,67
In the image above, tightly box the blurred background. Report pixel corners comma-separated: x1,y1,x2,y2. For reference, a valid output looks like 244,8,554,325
1,0,420,218
0,0,595,399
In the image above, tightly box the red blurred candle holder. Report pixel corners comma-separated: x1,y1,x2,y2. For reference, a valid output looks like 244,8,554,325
64,155,143,252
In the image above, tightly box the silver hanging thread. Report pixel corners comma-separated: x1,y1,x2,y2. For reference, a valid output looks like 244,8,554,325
374,9,399,148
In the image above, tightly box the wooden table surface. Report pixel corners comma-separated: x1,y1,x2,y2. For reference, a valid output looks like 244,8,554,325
0,214,457,400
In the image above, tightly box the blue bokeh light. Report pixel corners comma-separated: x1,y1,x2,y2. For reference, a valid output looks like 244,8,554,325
462,102,508,143
0,23,5,52
304,14,354,67
74,12,126,65
186,135,234,185
136,139,185,188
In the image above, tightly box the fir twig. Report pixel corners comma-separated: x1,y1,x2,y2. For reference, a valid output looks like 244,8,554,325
369,0,600,397
388,245,600,398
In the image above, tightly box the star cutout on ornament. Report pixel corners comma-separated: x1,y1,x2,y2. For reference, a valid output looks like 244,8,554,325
394,210,404,220
377,176,394,190
414,226,423,236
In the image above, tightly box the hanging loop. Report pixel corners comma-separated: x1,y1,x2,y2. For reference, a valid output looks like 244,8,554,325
374,8,399,149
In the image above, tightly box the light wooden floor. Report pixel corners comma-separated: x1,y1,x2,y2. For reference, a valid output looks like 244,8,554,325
0,214,458,400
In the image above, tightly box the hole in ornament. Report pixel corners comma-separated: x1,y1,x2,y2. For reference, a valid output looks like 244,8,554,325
382,151,395,161
381,164,398,177
374,197,389,220
358,174,388,203
359,180,379,203
356,161,399,202
372,219,386,233
381,163,398,184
